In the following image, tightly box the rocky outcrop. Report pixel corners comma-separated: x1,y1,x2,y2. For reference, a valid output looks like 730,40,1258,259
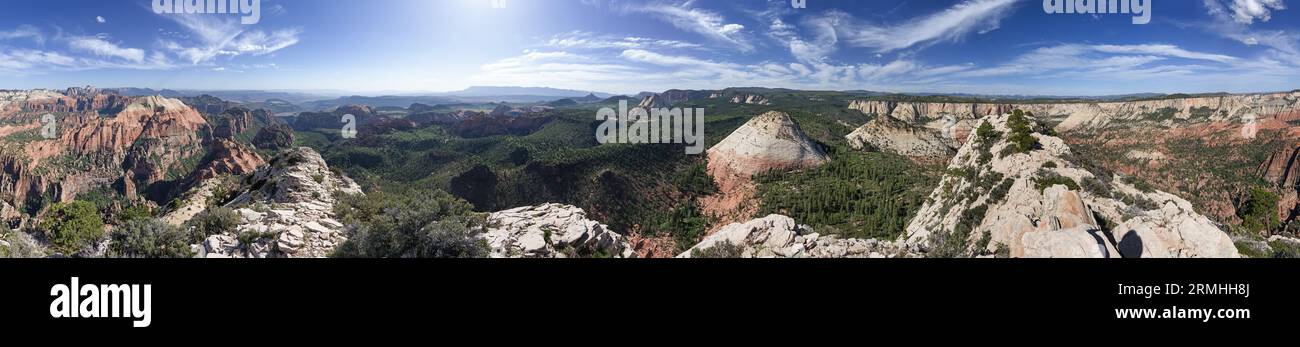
196,148,363,258
213,107,254,138
638,89,708,108
638,94,671,109
252,122,295,150
847,91,1300,150
845,114,955,161
903,113,1239,258
706,111,828,178
849,91,1300,133
678,214,921,258
701,111,828,229
482,204,636,258
730,94,771,105
186,138,265,184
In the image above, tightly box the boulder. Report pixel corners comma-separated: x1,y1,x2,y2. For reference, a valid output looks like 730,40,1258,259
482,204,636,258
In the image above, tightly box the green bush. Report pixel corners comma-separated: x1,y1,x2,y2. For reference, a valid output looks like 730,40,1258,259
1005,110,1039,154
1034,171,1080,192
186,207,240,243
1,232,46,258
690,241,745,258
987,179,1015,205
1240,187,1280,234
332,187,489,258
107,219,195,258
975,120,1001,144
38,201,105,255
1081,176,1113,198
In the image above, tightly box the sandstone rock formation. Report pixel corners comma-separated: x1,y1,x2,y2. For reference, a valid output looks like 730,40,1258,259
730,94,771,105
482,203,636,258
196,147,363,258
845,114,955,161
638,94,671,109
849,91,1300,132
706,111,828,178
678,214,920,258
637,89,708,109
0,89,212,219
701,111,828,229
903,113,1239,258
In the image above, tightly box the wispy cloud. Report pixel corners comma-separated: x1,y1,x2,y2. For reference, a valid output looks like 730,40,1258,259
957,44,1242,79
0,25,44,44
68,35,145,63
1202,0,1300,67
545,31,702,50
814,0,1021,54
0,26,174,75
621,1,753,52
158,14,301,65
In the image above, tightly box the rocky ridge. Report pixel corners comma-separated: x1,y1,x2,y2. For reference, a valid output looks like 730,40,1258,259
196,147,363,258
482,204,636,258
849,91,1300,135
845,114,956,161
903,113,1239,258
679,214,921,258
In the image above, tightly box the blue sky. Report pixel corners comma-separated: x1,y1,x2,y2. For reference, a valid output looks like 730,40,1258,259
1,0,1298,95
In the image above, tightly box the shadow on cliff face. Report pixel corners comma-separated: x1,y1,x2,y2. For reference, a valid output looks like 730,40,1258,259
449,165,498,211
1117,231,1144,258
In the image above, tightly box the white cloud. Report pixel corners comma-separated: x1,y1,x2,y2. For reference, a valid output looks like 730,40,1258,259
68,36,145,63
159,14,302,64
1228,0,1287,23
814,0,1021,53
1090,44,1239,63
622,2,753,52
0,25,43,44
545,31,701,50
957,44,1244,79
0,50,77,71
0,25,177,75
620,49,738,69
1203,0,1300,65
96,16,107,24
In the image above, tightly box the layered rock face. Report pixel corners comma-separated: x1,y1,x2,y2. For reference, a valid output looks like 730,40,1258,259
845,114,956,161
848,91,1300,131
678,214,921,258
706,111,828,178
482,204,636,258
197,148,363,258
903,113,1239,258
853,92,1300,236
638,89,709,108
0,89,212,217
638,94,672,109
701,111,828,229
1058,102,1300,232
725,94,771,105
186,138,265,184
